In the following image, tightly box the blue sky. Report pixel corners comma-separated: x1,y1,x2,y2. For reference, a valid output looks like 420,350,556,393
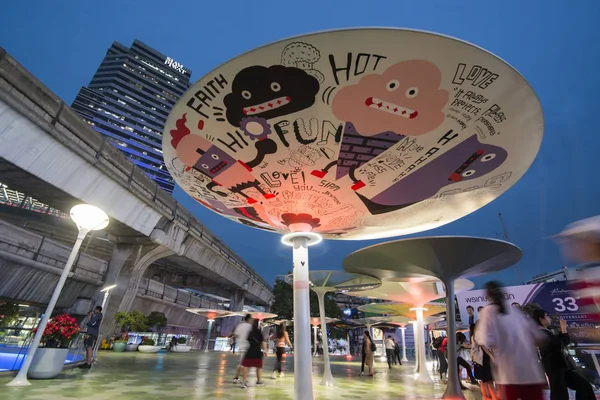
2,0,599,289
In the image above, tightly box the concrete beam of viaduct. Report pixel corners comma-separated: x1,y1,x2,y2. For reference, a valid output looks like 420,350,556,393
0,48,273,307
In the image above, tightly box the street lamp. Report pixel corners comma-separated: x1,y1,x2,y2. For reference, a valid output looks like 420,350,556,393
7,204,109,387
100,284,117,310
91,284,118,360
281,230,322,399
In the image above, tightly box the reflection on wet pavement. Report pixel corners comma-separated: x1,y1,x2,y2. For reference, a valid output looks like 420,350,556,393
0,352,593,399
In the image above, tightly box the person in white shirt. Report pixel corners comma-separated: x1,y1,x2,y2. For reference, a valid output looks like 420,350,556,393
385,335,395,369
476,281,547,400
232,314,254,384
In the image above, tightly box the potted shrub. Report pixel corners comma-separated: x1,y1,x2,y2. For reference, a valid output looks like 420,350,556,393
138,338,161,353
126,342,139,352
112,340,127,352
28,314,80,379
171,336,191,353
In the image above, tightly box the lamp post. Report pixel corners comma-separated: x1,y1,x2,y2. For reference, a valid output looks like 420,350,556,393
399,326,408,362
204,319,215,352
100,284,117,310
91,284,117,360
281,229,322,400
7,204,109,387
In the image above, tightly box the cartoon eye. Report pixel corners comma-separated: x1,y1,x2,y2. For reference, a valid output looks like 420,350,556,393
406,87,419,98
241,90,252,99
462,170,476,177
201,164,209,169
270,82,281,92
481,153,496,162
386,80,400,91
211,154,220,160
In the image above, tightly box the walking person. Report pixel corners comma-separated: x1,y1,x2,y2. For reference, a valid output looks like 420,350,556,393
476,281,547,400
433,335,449,383
271,322,293,379
360,331,375,376
533,309,595,400
385,335,395,369
233,314,253,384
393,338,402,365
229,334,236,353
79,305,103,369
456,331,478,386
240,318,268,388
470,322,497,400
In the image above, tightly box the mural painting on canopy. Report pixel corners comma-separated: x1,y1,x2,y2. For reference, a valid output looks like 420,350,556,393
162,29,543,240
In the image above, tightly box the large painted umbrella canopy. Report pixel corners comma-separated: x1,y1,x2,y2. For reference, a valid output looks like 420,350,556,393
284,270,381,293
346,279,473,306
162,28,543,240
185,309,235,320
358,302,446,318
343,236,523,281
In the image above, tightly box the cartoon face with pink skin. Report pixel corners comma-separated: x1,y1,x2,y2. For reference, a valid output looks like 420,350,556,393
332,60,449,136
170,114,276,205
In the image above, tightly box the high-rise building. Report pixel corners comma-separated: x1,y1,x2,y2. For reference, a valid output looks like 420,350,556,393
71,40,192,193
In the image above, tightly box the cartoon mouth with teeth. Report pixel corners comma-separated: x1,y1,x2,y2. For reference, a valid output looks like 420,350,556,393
242,96,291,116
364,97,419,119
332,60,449,137
224,65,320,127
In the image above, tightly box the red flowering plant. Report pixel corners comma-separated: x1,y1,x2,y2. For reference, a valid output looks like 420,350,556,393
32,314,81,348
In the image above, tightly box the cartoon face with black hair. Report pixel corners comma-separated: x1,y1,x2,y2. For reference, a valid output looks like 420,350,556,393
223,65,320,127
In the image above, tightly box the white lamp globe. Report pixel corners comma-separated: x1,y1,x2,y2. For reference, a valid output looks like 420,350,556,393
70,204,109,231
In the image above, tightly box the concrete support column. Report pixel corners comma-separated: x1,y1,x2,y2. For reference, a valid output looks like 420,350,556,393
118,245,174,312
221,289,245,337
101,244,173,336
98,244,141,336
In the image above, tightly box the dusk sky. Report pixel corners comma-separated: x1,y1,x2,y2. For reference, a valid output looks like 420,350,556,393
2,0,599,289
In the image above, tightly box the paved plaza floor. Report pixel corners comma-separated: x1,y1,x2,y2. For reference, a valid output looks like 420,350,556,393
0,351,596,399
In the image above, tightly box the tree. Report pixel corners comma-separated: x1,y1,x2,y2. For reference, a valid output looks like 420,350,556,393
114,310,149,332
270,275,342,320
0,302,19,327
146,311,168,331
146,311,167,341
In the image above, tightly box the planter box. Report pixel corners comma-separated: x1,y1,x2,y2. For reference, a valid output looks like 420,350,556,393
125,344,139,352
28,348,69,379
113,342,127,352
171,345,191,353
138,345,161,353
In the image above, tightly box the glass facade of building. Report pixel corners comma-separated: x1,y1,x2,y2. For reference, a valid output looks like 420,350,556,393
71,40,192,193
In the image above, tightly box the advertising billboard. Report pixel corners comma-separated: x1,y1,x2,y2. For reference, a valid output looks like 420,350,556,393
456,280,600,344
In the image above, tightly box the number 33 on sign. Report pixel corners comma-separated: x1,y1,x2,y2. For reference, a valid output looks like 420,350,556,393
552,297,579,312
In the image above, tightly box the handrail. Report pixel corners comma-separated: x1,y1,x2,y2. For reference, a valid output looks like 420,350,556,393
573,343,600,351
0,237,106,281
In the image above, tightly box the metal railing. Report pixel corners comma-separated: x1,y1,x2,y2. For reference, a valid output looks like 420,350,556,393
0,327,86,372
0,236,106,282
137,277,223,310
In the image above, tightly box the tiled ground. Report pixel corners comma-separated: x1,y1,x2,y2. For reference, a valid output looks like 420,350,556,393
0,351,597,399
0,352,480,400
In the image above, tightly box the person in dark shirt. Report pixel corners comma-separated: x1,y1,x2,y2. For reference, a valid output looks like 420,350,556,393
79,305,103,369
240,319,268,388
533,309,595,400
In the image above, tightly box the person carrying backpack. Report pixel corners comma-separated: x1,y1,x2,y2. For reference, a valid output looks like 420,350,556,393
360,330,375,376
433,334,449,383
